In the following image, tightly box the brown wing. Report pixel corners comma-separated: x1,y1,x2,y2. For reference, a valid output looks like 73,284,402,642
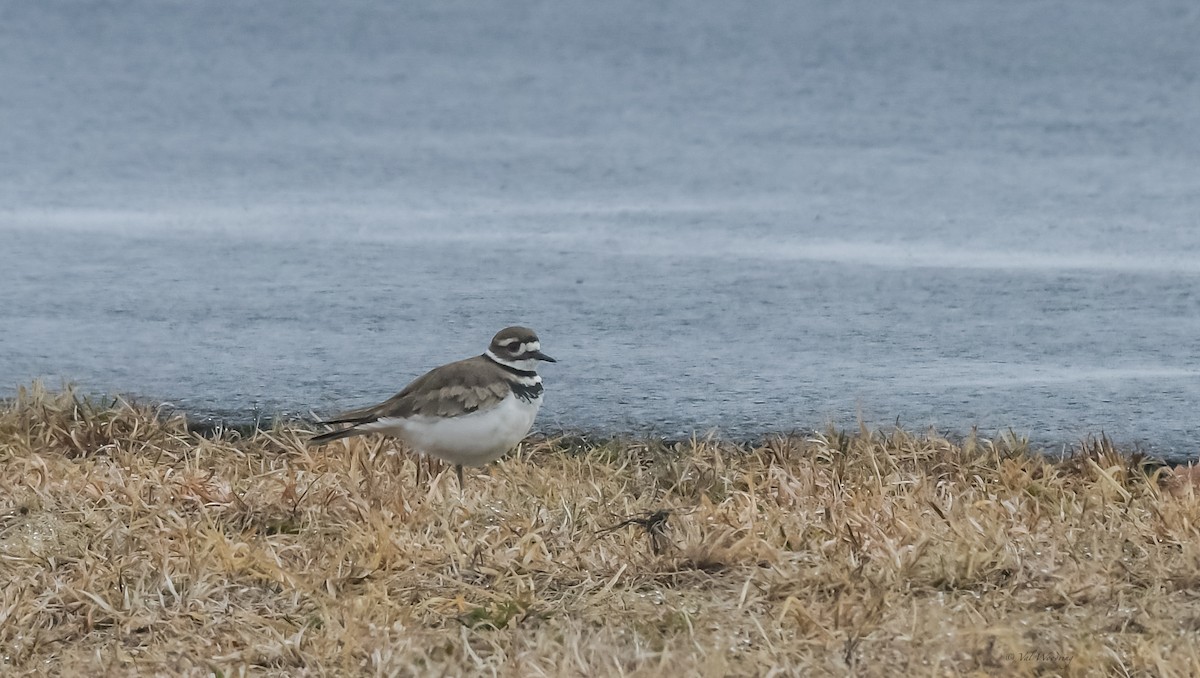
322,356,510,424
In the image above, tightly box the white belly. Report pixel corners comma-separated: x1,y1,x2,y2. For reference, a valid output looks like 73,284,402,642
369,394,541,466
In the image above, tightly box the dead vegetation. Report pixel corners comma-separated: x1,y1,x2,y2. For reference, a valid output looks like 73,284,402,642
3,383,1200,676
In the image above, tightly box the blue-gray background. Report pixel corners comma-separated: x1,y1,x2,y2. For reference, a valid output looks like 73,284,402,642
2,2,1199,455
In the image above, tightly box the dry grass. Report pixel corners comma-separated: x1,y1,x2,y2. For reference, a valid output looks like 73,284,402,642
3,383,1200,677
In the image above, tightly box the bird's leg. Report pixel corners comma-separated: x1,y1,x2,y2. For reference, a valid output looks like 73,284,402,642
456,464,465,491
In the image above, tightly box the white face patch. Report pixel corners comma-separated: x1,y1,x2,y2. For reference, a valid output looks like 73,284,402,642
509,357,542,371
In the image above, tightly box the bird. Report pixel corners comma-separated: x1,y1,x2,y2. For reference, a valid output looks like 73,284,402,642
309,326,555,488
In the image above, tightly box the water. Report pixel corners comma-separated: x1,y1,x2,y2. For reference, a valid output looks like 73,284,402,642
2,1,1199,456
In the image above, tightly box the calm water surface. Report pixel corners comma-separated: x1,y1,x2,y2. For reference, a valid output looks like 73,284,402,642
2,2,1199,455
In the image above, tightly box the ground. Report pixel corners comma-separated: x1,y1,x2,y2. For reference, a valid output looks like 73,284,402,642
3,384,1200,677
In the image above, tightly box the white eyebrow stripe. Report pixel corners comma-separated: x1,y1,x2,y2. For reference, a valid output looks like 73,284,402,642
485,350,542,372
497,337,518,347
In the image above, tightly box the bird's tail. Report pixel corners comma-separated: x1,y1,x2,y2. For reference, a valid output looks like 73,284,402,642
309,404,381,446
308,425,364,446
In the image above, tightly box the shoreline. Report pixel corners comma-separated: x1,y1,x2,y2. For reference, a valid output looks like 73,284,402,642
9,382,1195,463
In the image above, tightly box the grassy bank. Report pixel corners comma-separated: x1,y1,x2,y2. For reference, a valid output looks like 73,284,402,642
2,384,1200,676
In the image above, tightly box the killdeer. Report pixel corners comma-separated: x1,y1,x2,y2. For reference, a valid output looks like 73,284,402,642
309,326,555,487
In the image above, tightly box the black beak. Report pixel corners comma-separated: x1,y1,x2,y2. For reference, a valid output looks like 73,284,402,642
529,350,556,363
